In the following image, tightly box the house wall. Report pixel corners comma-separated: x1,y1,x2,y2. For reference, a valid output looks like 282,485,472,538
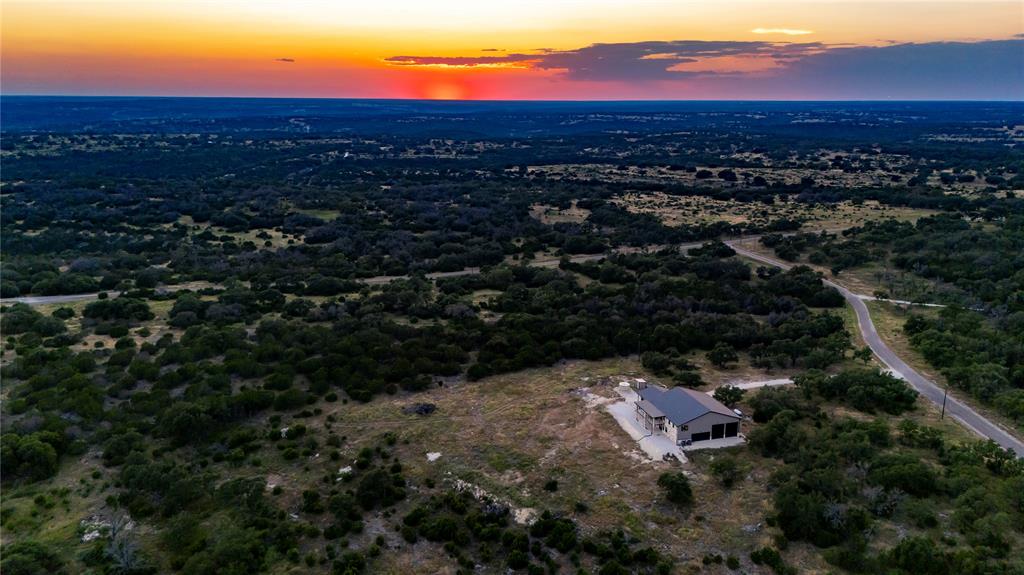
676,412,741,443
664,421,681,443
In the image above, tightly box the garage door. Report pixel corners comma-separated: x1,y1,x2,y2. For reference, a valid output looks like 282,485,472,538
711,424,725,439
691,432,711,442
725,422,738,437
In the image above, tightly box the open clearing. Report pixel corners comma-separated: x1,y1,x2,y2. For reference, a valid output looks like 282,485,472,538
298,357,799,572
268,351,981,573
615,194,937,231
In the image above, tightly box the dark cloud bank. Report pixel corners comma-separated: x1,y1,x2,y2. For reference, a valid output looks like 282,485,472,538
387,38,1024,99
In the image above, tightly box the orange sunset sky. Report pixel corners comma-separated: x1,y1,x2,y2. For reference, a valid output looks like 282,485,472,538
2,0,1022,99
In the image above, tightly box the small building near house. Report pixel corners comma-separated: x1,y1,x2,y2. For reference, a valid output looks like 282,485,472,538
634,385,741,445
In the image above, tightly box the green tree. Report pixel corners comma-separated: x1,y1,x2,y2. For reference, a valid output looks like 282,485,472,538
712,385,745,407
707,342,739,369
16,436,59,480
853,346,873,364
657,472,693,507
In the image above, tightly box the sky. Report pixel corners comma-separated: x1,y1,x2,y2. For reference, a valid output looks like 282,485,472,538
2,0,1022,100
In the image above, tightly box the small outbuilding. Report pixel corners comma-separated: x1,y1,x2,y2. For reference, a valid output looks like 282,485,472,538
634,385,741,445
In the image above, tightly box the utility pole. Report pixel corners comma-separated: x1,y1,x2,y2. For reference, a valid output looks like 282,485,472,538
941,388,948,420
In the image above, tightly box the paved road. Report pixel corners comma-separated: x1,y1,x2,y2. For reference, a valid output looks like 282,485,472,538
728,239,1024,457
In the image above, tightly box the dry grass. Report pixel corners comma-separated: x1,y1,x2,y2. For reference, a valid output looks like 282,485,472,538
257,357,852,573
616,193,936,233
529,202,591,225
867,301,1022,435
527,161,933,192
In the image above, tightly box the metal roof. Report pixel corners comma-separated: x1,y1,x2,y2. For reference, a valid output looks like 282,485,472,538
636,399,664,418
637,386,739,426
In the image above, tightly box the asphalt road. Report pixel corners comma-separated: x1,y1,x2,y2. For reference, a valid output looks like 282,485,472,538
728,240,1024,457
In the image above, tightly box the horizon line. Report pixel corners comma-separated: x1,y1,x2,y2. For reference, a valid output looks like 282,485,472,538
3,93,1024,104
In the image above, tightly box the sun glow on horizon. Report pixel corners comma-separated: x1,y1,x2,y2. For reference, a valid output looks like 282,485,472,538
751,28,814,35
2,0,1021,100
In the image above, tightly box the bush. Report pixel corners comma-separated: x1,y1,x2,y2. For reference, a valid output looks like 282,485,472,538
657,472,693,507
2,433,61,481
750,546,795,575
332,551,366,575
885,536,950,575
709,456,744,488
1,540,66,575
867,454,937,497
748,387,812,423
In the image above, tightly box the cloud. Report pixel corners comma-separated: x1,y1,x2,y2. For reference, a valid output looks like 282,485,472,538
384,54,537,67
751,28,813,36
384,38,1023,98
387,40,824,80
275,58,295,63
752,39,1024,99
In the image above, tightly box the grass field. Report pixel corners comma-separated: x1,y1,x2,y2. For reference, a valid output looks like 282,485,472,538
614,195,937,232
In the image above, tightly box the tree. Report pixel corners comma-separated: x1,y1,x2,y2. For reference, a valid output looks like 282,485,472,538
105,531,151,575
853,346,873,364
160,402,213,446
712,385,745,407
15,436,59,480
672,370,704,388
707,343,738,369
657,472,693,507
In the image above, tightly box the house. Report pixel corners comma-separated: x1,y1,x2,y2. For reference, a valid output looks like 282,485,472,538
634,385,741,445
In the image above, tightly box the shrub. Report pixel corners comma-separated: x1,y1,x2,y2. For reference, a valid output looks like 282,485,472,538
709,456,744,488
867,454,937,497
750,546,795,575
1,540,66,575
657,472,693,507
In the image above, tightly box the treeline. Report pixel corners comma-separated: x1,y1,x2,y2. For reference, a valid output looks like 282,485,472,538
906,306,1024,425
0,246,850,483
746,370,1024,574
762,214,1024,311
